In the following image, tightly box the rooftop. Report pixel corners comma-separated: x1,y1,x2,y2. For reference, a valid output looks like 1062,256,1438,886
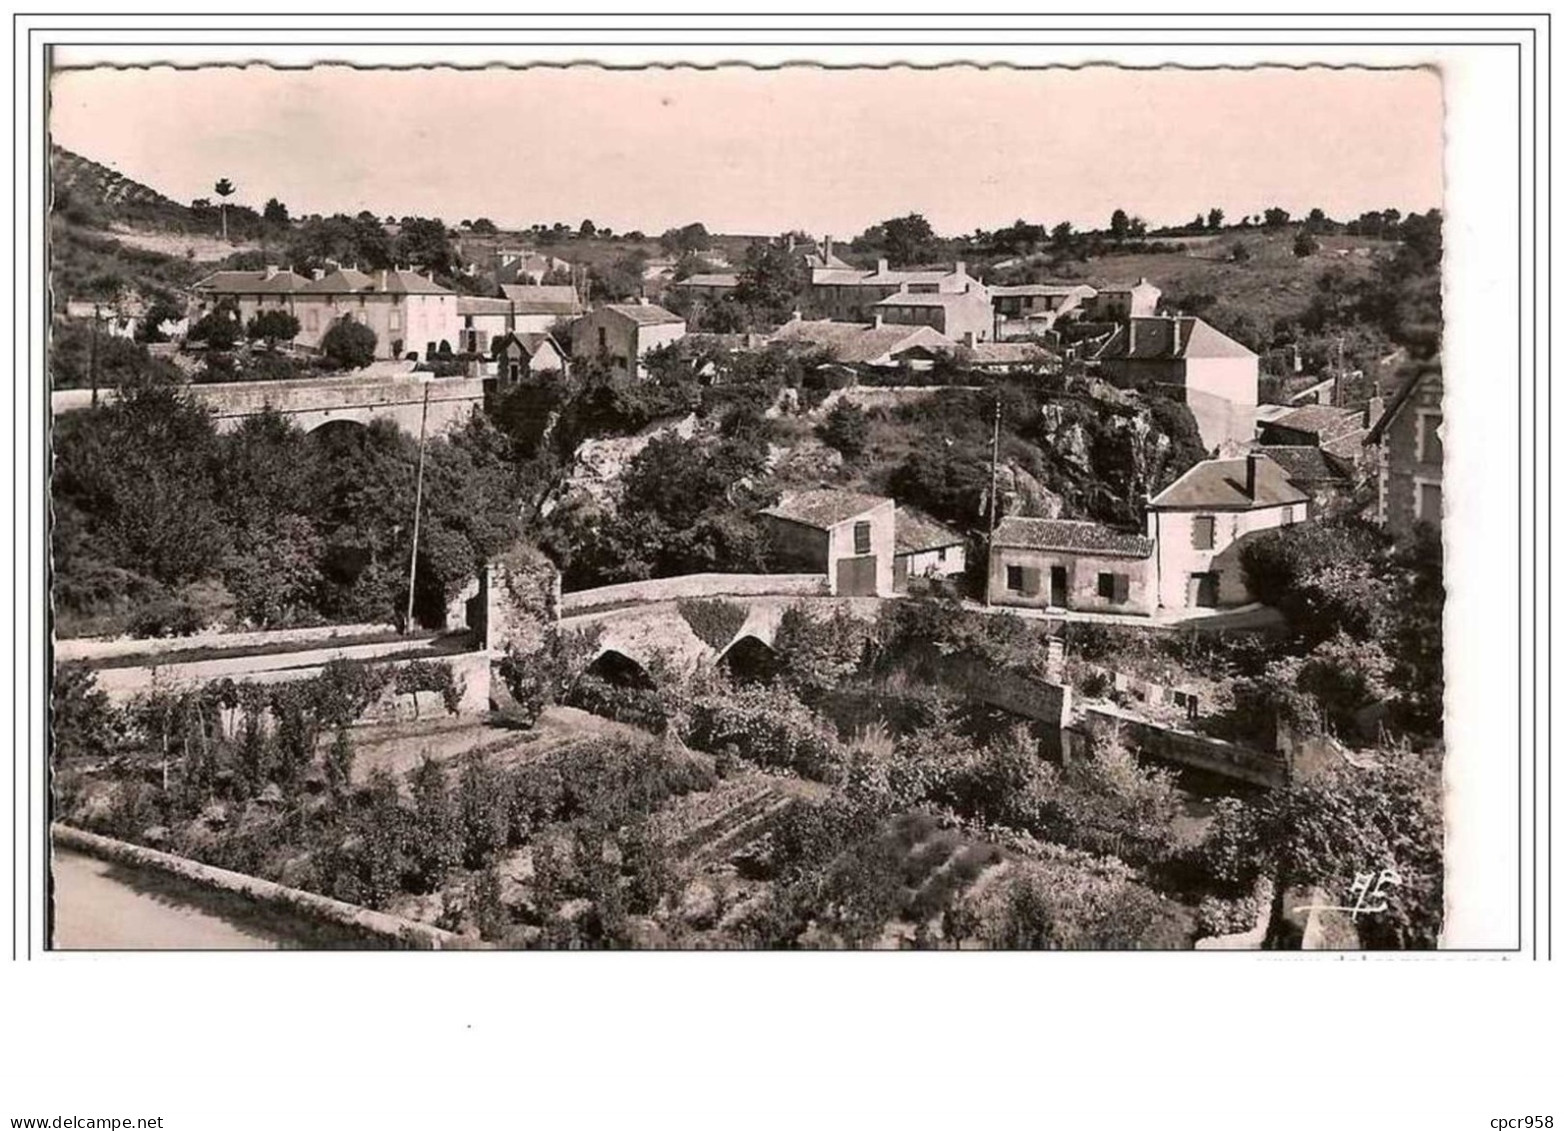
761,489,892,530
1148,455,1310,510
193,268,310,295
1094,316,1256,362
966,342,1053,367
457,296,513,316
873,289,985,308
769,318,956,365
991,283,1098,298
677,273,741,288
991,517,1153,558
1253,445,1355,483
1263,403,1363,439
600,302,685,327
895,509,966,554
500,284,582,315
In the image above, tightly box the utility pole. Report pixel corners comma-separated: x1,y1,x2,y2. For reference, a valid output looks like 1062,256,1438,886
88,304,100,408
985,395,1001,607
404,384,432,635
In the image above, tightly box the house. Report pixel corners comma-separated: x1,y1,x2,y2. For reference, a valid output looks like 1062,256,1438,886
191,265,462,360
872,281,994,344
768,316,957,368
893,509,967,593
1256,403,1367,457
670,272,741,305
990,283,1097,337
569,300,686,378
805,260,983,322
492,249,571,286
1088,278,1162,320
963,341,1054,373
987,517,1156,616
456,296,512,355
1093,315,1259,450
1145,453,1310,610
491,332,567,386
760,489,896,597
1364,366,1443,539
1251,445,1357,513
500,284,583,334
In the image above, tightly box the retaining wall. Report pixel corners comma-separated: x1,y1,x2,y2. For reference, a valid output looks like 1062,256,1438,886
1078,704,1289,788
52,823,466,950
56,622,398,664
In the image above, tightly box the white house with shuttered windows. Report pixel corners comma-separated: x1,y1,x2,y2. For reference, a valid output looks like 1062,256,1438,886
1145,453,1311,611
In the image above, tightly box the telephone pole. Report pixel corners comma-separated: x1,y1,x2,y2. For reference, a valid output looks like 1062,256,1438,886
985,395,1001,607
89,304,101,408
404,384,432,635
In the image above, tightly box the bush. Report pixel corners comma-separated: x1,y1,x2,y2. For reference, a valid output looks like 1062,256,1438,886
676,597,748,652
682,684,848,783
246,309,302,349
320,317,377,370
127,595,207,638
817,400,869,459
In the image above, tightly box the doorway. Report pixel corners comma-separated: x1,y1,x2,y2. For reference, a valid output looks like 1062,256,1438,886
1189,572,1220,608
1049,565,1068,608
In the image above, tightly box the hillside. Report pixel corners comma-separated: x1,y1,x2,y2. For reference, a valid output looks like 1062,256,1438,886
51,144,192,228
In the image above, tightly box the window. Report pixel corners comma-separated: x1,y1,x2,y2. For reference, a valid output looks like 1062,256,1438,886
597,326,608,351
1006,565,1024,592
1415,478,1442,524
853,521,872,556
1097,572,1130,604
1281,505,1297,526
1192,515,1216,550
936,546,947,562
1417,411,1444,465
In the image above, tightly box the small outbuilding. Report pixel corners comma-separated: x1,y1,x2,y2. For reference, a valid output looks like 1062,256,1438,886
987,517,1156,616
760,489,896,597
893,509,967,593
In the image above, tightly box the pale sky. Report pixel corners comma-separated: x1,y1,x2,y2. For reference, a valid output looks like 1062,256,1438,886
49,64,1443,237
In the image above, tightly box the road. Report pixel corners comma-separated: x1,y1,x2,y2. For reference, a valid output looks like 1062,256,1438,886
51,848,367,950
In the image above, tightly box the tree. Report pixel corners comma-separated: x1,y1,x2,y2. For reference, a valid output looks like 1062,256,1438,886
1207,207,1225,230
1263,206,1291,228
470,218,497,235
320,317,377,370
731,240,808,324
135,300,185,344
262,197,290,226
214,177,236,241
817,399,868,459
578,219,597,239
245,309,301,350
394,216,456,276
188,305,242,352
1109,209,1131,242
660,222,711,256
860,212,936,266
51,662,120,763
1229,242,1252,263
1293,231,1320,258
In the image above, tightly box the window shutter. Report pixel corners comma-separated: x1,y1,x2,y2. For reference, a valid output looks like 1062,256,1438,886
1193,516,1215,550
1021,567,1042,597
1113,574,1129,604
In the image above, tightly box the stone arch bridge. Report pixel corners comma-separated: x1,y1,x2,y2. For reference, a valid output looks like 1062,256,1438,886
51,371,488,437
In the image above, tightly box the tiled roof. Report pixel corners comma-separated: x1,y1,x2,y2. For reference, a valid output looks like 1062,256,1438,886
300,268,374,294
370,268,453,296
966,342,1053,367
1094,316,1255,362
600,302,684,327
811,268,874,285
676,273,740,288
1263,403,1362,439
991,517,1153,558
769,319,956,365
500,284,582,315
873,291,984,308
1096,278,1161,295
1148,455,1310,510
457,296,513,316
1253,445,1354,484
762,489,892,530
496,331,562,358
193,269,310,295
895,509,965,554
991,283,1098,298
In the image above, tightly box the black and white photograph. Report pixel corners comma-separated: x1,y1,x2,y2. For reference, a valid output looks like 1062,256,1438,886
3,11,1555,1129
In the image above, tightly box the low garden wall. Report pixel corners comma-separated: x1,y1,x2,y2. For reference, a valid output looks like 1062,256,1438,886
52,823,467,949
559,573,829,616
1077,704,1290,788
56,622,398,663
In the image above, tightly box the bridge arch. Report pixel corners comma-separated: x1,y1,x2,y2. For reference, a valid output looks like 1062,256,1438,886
580,648,657,690
716,634,780,684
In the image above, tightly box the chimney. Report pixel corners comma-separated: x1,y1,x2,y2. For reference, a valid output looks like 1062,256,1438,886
955,260,967,278
877,258,888,275
264,265,279,279
962,331,976,347
873,313,884,330
786,233,796,253
312,268,325,281
637,296,649,306
1127,319,1137,354
790,310,802,322
1245,452,1260,498
378,269,388,290
1364,394,1385,430
1170,316,1182,354
823,235,833,262
898,282,909,294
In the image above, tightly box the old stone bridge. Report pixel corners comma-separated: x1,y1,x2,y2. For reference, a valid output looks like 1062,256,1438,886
51,370,487,437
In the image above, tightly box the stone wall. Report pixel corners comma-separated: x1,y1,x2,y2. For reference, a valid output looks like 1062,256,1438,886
1077,704,1290,788
559,573,829,616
